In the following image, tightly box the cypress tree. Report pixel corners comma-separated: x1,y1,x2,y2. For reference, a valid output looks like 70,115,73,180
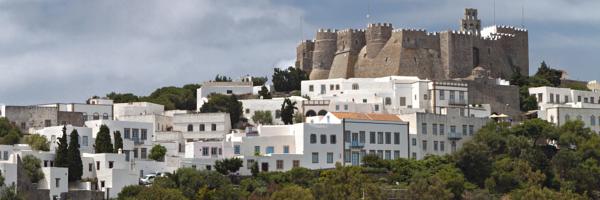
94,125,113,153
113,131,123,153
67,129,83,181
54,126,69,168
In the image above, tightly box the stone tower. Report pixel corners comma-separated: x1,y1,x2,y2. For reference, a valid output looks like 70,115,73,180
309,29,337,80
295,40,315,75
365,23,393,59
460,8,481,34
328,29,366,78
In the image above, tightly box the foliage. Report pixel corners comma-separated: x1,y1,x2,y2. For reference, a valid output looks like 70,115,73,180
510,186,586,200
407,176,454,200
119,184,188,200
94,125,114,153
510,61,573,111
270,184,314,200
258,85,272,99
107,84,200,110
293,112,304,123
252,76,268,86
280,98,297,125
0,185,20,200
214,158,243,175
250,162,259,177
22,155,44,183
361,154,388,169
149,144,167,161
200,94,243,127
106,92,140,103
251,111,273,125
23,135,49,151
272,67,308,92
113,131,123,153
67,129,83,181
0,118,22,145
54,126,69,168
214,75,232,82
164,168,231,199
312,164,384,199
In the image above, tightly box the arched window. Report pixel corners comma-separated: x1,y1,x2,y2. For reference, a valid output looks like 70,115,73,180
352,83,359,90
102,113,109,120
565,115,571,121
385,97,392,105
305,110,317,117
591,116,597,126
317,110,328,116
93,113,100,120
187,124,193,132
82,113,88,121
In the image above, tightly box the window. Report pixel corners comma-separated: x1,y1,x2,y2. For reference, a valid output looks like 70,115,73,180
330,84,334,90
400,97,406,106
310,134,317,144
100,181,105,188
459,91,465,100
450,126,456,134
412,138,416,145
374,105,379,111
275,110,282,119
344,104,348,110
89,163,93,172
469,125,474,136
549,93,554,103
82,136,88,146
565,95,569,103
440,141,445,152
132,129,139,140
96,161,100,170
462,125,468,136
187,124,193,132
141,129,147,140
421,123,427,134
394,132,400,144
312,153,319,163
283,146,290,153
82,113,88,121
93,113,100,120
439,124,445,135
44,160,48,167
344,131,351,143
359,131,366,143
109,161,114,169
352,83,359,90
266,146,274,154
124,128,131,139
320,134,327,144
591,116,596,126
422,140,427,151
226,90,233,94
20,122,25,130
202,147,209,156
234,145,240,154
245,109,250,114
377,132,384,144
335,105,340,111
385,150,391,160
362,99,367,103
55,178,60,188
133,148,138,158
320,85,326,94
578,96,582,102
293,160,300,168
565,115,571,121
254,146,260,154
434,141,438,151
412,152,417,159
211,124,217,131
103,113,109,120
276,160,284,169
439,90,445,100
309,85,314,92
327,152,334,163
385,132,391,144
336,84,340,90
394,151,400,159
432,124,438,135
44,120,51,127
247,159,255,169
330,135,337,144
370,132,376,144
449,91,455,100
377,150,384,159
385,97,392,105
141,148,147,159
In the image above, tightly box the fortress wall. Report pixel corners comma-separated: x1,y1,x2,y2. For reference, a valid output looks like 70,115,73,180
396,29,443,79
310,29,338,80
295,40,315,75
329,29,366,78
445,31,477,79
365,23,393,59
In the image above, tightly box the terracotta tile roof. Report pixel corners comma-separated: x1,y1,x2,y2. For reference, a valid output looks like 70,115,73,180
330,112,403,122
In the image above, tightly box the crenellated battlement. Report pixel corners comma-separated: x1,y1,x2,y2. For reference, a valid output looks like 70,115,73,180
338,29,366,34
367,23,393,28
317,28,338,33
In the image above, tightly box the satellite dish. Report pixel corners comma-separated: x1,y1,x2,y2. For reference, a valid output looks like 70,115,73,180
587,80,600,92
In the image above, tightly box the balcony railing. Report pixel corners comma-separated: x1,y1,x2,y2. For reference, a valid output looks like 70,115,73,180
448,99,467,105
447,132,462,140
347,141,365,148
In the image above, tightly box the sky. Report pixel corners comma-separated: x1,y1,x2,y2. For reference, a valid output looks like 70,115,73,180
0,0,598,105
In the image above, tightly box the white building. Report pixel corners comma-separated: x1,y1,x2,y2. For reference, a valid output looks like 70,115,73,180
398,109,490,159
529,86,600,132
197,81,254,110
301,76,490,118
81,153,138,198
39,167,68,200
34,125,95,153
85,120,154,161
39,97,114,121
240,96,306,125
172,112,231,141
113,102,165,120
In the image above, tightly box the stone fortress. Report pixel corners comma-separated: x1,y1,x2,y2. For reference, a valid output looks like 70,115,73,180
296,8,529,81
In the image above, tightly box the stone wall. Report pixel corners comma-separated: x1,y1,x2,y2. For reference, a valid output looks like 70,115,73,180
58,111,84,127
4,106,58,133
60,190,104,200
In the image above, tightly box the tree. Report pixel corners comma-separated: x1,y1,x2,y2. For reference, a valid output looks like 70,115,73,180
214,158,243,175
106,92,140,103
272,67,308,92
455,143,492,187
252,76,268,86
23,135,49,151
362,154,388,169
136,186,188,200
535,61,562,87
54,126,69,167
280,98,297,125
118,185,146,200
251,111,273,125
293,113,304,123
165,168,231,199
270,184,314,200
113,131,123,153
312,164,384,199
407,176,454,200
94,125,114,153
251,162,259,177
67,129,83,181
0,185,20,200
258,85,272,99
200,94,243,127
149,145,167,161
214,75,232,82
22,155,44,183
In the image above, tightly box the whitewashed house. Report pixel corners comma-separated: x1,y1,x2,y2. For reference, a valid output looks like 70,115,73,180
529,86,600,132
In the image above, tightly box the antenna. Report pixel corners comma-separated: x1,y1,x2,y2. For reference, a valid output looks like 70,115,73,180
493,0,496,25
300,16,304,41
521,4,525,28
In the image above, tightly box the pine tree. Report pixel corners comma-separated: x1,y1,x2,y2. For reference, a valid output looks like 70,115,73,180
94,125,114,153
67,129,83,181
54,126,69,168
113,131,123,153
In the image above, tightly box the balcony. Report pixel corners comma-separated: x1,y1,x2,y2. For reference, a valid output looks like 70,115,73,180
448,99,467,106
347,141,365,148
132,138,144,145
447,132,462,140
